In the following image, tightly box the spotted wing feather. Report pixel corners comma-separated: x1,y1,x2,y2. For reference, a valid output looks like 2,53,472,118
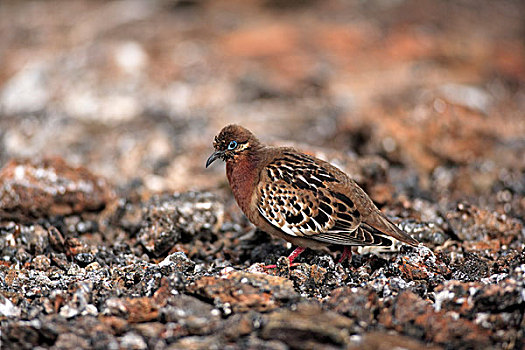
257,152,393,246
257,181,334,237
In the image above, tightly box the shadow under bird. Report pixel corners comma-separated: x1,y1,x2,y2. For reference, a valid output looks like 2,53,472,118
206,124,419,266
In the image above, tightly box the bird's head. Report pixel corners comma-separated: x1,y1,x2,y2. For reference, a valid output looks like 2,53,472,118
206,124,260,167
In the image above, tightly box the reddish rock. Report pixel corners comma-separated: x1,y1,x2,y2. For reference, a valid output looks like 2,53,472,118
398,256,430,280
379,291,490,348
446,203,522,243
187,271,298,313
0,157,113,220
105,296,163,324
396,246,452,282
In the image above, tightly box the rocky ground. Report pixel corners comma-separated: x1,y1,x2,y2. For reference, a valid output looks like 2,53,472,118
0,0,524,349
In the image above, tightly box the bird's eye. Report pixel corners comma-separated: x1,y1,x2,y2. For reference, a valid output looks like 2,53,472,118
227,140,238,150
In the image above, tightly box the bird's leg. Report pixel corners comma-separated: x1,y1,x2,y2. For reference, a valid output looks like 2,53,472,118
338,246,352,264
263,247,306,269
287,247,306,264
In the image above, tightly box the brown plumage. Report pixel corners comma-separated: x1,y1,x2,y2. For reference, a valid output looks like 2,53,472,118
206,124,418,265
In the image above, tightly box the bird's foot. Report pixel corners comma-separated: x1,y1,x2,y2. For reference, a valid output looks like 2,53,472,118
263,247,306,269
263,264,277,269
338,247,353,264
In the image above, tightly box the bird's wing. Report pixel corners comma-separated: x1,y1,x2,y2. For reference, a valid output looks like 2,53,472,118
257,151,393,246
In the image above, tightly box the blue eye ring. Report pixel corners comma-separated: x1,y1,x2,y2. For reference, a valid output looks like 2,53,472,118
227,140,238,150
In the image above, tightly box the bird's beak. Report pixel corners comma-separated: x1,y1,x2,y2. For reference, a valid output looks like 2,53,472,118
206,150,224,168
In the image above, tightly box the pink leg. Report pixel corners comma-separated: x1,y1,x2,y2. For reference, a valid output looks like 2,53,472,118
338,247,352,263
264,247,306,269
287,247,306,264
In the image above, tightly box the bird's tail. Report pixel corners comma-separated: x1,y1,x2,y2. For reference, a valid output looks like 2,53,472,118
367,210,419,246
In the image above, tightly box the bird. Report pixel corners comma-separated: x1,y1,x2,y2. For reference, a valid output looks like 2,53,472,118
206,124,418,266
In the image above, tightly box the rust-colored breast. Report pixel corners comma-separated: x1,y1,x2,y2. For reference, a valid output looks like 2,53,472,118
226,154,260,215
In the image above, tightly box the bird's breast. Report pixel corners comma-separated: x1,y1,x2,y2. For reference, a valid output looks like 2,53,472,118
226,156,260,214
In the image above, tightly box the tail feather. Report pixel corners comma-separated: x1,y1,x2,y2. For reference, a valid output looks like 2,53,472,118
366,211,419,246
